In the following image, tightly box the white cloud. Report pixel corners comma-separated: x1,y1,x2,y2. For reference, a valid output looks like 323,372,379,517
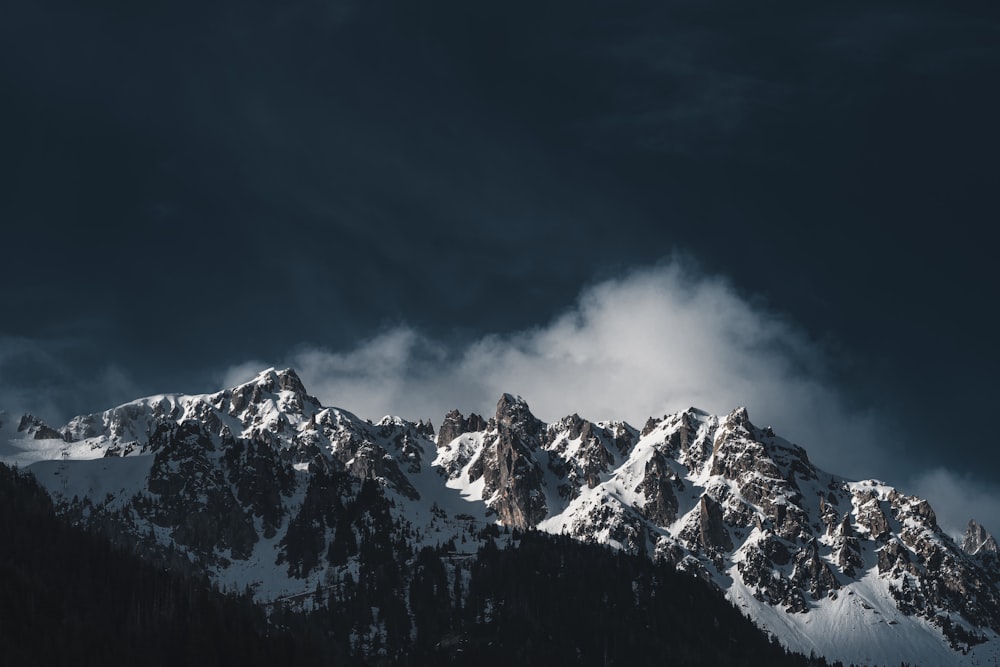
224,261,891,476
219,259,1000,538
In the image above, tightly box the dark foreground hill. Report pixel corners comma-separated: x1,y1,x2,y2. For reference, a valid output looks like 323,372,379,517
1,460,865,666
0,461,321,667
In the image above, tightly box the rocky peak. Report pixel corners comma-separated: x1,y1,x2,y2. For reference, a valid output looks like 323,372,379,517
560,413,588,440
698,494,733,553
496,393,542,435
464,394,548,529
640,416,663,437
545,414,622,492
726,406,752,432
963,519,1000,556
436,409,487,447
415,418,434,438
249,367,312,399
17,413,64,441
276,367,307,393
224,367,321,422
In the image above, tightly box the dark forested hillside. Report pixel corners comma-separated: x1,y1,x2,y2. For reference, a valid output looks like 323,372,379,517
300,528,848,666
283,490,860,667
0,462,322,666
2,461,871,666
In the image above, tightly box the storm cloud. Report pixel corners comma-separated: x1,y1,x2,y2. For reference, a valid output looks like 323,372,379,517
4,0,999,543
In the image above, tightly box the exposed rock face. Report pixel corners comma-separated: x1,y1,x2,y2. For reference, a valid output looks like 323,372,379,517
832,513,863,576
415,419,435,438
17,413,63,441
474,395,547,530
964,519,1000,556
452,396,644,532
854,492,891,540
791,540,839,600
436,409,486,448
698,494,733,552
545,413,622,497
495,393,544,440
738,535,805,613
635,450,679,526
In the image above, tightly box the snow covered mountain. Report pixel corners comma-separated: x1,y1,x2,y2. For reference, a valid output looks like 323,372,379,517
2,368,999,666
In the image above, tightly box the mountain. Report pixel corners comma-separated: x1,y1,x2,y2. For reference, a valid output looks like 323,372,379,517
2,368,999,666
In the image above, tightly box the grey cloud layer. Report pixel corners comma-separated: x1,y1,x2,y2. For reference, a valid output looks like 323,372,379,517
0,337,141,425
222,261,1000,539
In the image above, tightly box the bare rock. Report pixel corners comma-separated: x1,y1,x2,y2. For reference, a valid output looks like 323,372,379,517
636,451,679,526
478,394,548,530
964,519,1000,556
437,409,487,448
699,494,733,552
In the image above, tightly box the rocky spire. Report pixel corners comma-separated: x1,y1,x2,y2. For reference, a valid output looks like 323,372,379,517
495,393,543,438
698,495,733,552
436,409,486,447
470,394,548,530
963,519,1000,556
17,413,64,441
727,406,752,431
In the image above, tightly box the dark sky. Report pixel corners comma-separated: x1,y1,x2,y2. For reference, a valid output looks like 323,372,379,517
2,1,999,532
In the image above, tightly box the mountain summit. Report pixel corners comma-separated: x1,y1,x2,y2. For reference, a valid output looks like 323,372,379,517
3,370,999,666
964,519,1000,557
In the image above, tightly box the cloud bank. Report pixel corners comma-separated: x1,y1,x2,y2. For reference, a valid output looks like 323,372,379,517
221,260,1000,539
224,262,880,473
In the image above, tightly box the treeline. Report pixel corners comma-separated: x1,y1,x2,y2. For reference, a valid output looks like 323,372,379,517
0,462,324,666
3,461,900,666
300,526,863,667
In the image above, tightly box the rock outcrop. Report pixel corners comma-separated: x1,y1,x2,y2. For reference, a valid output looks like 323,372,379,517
965,519,1000,556
472,395,548,529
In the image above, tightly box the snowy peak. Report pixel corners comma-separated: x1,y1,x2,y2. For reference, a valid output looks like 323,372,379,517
495,392,543,438
214,367,323,428
257,367,309,395
964,519,1000,556
247,367,317,412
6,378,1000,667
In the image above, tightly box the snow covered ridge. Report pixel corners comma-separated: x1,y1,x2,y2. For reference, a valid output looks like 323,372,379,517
2,367,999,667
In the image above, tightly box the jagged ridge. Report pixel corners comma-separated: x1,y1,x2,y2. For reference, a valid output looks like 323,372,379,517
3,369,1000,666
